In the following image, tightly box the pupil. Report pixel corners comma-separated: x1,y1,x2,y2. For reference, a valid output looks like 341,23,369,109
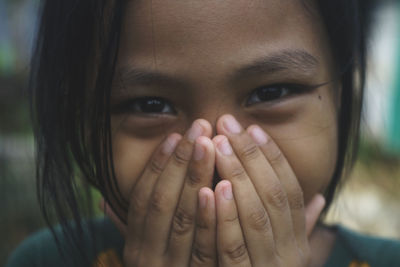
141,98,165,113
257,87,282,100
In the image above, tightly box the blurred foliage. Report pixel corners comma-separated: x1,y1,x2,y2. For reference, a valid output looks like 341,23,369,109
0,73,31,134
358,137,400,167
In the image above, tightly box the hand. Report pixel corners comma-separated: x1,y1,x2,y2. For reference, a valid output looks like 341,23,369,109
211,114,325,267
101,119,218,267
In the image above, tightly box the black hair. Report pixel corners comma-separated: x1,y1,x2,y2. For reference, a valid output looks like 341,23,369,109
316,0,377,215
29,0,377,263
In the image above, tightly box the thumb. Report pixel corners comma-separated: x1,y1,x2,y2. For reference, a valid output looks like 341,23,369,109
99,197,128,237
305,194,326,237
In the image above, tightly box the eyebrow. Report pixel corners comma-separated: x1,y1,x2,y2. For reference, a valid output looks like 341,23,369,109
230,49,319,80
115,49,319,91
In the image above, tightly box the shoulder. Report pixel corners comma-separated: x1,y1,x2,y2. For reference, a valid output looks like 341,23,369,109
6,217,124,267
337,225,400,266
6,226,58,267
325,224,400,267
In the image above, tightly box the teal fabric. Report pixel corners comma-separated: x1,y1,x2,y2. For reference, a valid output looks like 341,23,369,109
324,225,400,267
6,218,124,267
6,220,400,267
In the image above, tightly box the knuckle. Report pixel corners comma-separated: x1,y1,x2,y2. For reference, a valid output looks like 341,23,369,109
288,188,305,210
248,208,270,231
149,157,164,175
173,143,192,166
186,169,202,187
239,142,259,162
191,243,214,264
224,212,239,224
266,183,288,209
268,148,284,165
196,214,211,230
229,165,247,181
224,243,248,264
196,220,208,230
149,190,170,214
172,207,195,236
129,193,146,215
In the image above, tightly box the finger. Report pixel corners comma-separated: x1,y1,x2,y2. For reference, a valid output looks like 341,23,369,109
169,135,215,265
246,125,307,248
124,133,181,253
213,135,274,264
142,119,209,258
215,181,251,267
100,198,127,237
217,115,295,256
305,194,325,237
190,187,217,267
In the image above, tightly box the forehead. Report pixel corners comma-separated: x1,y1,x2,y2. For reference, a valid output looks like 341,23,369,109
119,0,329,76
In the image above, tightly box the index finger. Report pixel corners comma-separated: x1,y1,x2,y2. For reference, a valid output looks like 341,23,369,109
246,125,308,246
215,116,295,257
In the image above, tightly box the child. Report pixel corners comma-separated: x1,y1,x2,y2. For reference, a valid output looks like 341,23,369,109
6,0,400,266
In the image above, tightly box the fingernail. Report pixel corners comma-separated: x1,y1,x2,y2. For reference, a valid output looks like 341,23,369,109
223,115,241,134
249,126,268,145
194,139,205,161
188,121,204,142
217,137,233,156
199,190,208,209
223,182,233,200
162,134,180,155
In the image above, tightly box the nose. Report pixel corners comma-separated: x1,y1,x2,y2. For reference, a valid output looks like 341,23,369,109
192,111,250,138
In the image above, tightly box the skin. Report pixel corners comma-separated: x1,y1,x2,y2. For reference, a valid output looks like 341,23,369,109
104,0,339,266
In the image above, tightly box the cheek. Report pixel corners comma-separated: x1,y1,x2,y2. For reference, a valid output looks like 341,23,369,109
111,130,162,199
262,95,338,204
278,129,337,204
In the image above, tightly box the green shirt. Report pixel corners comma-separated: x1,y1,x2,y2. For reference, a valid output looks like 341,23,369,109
6,218,400,267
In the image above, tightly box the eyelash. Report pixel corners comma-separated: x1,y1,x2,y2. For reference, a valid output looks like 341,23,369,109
113,97,177,115
113,84,308,115
245,84,307,106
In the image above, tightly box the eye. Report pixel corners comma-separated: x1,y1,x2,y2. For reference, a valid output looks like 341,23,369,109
245,84,303,106
113,97,176,115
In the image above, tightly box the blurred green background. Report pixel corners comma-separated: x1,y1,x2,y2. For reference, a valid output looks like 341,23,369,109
1,0,400,266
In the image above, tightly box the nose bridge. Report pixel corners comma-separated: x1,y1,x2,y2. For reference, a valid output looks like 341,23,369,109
190,100,243,137
199,111,221,138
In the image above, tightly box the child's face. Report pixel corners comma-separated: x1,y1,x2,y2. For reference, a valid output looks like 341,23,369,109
110,0,338,210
